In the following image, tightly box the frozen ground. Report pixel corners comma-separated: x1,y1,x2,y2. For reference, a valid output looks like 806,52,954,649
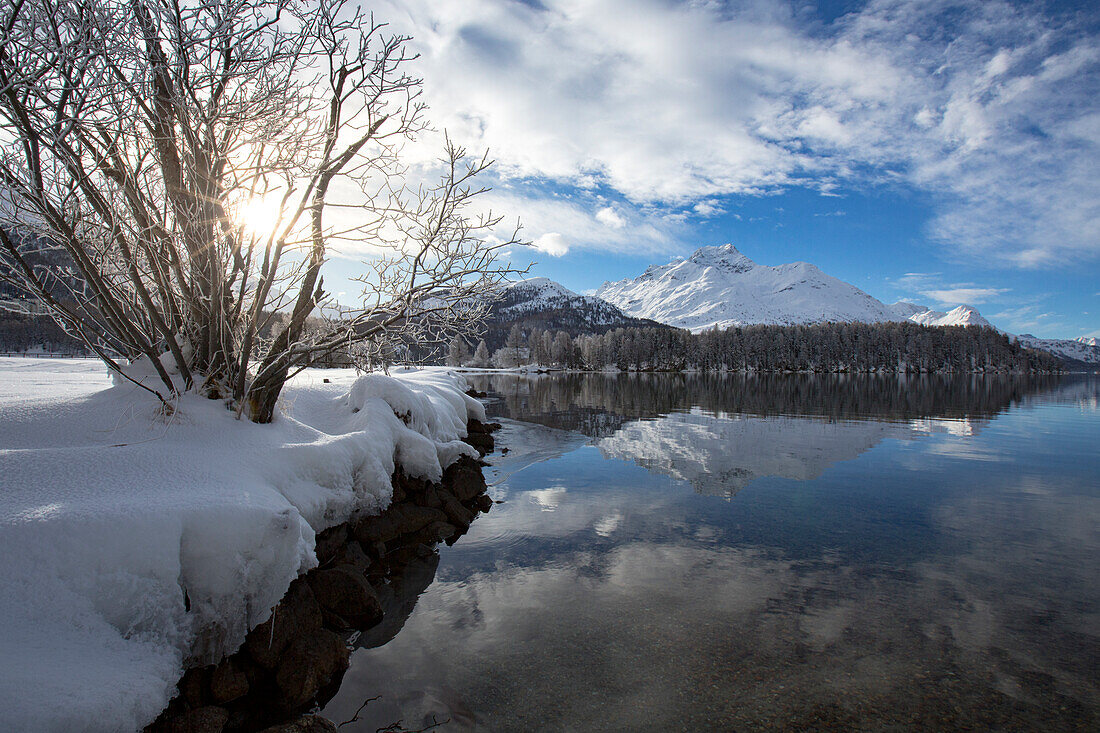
0,358,483,732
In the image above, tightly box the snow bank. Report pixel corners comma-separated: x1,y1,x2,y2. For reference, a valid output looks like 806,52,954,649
0,359,483,732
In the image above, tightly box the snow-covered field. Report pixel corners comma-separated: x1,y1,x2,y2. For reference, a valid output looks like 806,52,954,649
0,358,484,732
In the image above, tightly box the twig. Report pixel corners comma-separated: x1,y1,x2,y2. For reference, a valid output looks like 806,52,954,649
337,695,381,729
376,716,449,733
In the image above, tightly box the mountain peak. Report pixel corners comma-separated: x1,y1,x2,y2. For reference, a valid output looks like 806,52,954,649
688,243,755,273
597,243,902,331
507,277,577,298
908,304,991,329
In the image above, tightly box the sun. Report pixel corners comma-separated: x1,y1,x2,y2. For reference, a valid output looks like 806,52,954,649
236,195,284,238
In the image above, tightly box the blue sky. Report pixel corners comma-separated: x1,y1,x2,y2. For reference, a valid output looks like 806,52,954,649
328,0,1100,339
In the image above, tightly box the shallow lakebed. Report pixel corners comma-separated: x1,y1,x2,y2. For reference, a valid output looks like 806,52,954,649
322,373,1099,731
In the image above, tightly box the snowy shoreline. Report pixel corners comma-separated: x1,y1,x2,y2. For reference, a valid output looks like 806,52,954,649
0,359,491,732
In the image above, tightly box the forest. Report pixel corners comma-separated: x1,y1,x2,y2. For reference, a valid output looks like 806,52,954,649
451,321,1063,374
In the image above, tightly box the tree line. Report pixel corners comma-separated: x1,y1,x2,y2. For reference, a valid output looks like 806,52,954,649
446,322,1063,373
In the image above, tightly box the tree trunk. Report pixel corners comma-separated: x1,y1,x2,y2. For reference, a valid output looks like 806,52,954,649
246,380,283,424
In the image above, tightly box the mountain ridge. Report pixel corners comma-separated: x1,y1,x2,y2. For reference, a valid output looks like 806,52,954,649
584,243,1096,366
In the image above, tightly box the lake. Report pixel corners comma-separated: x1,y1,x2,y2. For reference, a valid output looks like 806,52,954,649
322,374,1099,731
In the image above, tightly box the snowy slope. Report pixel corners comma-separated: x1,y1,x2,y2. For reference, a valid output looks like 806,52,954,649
478,277,664,350
0,359,484,732
596,244,901,332
886,301,929,321
499,277,643,327
1016,335,1100,364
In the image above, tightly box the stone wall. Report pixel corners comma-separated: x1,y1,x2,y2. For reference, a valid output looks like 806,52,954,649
148,417,500,733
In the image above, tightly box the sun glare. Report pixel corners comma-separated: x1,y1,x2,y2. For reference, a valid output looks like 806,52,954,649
237,195,284,238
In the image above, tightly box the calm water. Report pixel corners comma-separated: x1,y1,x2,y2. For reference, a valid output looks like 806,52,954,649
323,374,1100,731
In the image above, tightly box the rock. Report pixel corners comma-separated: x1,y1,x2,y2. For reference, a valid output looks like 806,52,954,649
395,471,430,495
307,566,383,630
443,455,487,501
313,525,348,566
164,706,229,733
330,540,371,573
466,418,491,433
475,494,493,513
178,666,211,709
417,486,444,509
273,630,349,711
428,521,457,542
463,431,494,456
258,715,338,733
353,504,447,545
441,494,474,530
209,658,249,704
245,580,324,669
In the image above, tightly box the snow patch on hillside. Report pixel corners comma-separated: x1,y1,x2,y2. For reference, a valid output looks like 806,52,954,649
0,359,483,732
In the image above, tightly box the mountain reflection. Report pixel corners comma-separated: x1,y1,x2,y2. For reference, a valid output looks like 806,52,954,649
470,373,1075,496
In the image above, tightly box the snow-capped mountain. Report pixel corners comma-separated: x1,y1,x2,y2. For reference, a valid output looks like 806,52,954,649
1015,334,1100,365
906,305,992,328
593,244,1098,367
596,244,902,332
497,277,651,327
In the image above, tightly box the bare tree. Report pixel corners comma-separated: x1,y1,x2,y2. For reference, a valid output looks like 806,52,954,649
0,0,524,421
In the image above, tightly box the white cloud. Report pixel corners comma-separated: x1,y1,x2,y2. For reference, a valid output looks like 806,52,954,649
374,0,1100,266
596,206,627,229
478,189,676,258
533,232,570,257
921,287,1010,305
692,200,725,217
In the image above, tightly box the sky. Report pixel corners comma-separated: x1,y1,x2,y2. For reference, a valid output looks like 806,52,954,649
326,0,1100,340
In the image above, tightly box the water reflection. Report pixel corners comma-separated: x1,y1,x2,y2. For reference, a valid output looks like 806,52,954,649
470,372,1066,428
474,373,1076,498
597,412,969,497
323,375,1099,731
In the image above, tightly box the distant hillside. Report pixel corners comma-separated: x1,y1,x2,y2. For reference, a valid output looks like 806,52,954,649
476,277,669,351
1016,334,1100,369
